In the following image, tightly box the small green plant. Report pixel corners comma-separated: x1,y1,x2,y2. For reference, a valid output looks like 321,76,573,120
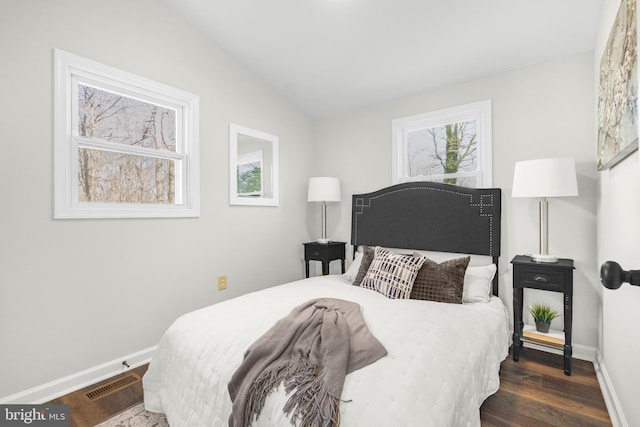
529,304,559,323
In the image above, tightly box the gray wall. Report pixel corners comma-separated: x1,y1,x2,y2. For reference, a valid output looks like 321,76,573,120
0,0,315,397
595,1,640,425
314,53,600,354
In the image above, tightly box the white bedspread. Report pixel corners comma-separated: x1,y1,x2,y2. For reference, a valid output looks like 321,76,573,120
143,275,509,427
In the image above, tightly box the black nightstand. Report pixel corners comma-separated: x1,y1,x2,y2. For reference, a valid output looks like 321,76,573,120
511,255,575,375
303,241,346,278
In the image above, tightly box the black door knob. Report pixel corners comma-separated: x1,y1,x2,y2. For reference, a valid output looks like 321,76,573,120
600,261,640,289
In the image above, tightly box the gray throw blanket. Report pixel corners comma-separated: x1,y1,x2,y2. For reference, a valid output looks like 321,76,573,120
228,298,387,427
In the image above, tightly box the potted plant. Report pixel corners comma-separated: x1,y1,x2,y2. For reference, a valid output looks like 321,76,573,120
529,304,559,333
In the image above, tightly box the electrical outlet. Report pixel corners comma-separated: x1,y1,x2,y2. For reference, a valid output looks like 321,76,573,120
217,275,227,291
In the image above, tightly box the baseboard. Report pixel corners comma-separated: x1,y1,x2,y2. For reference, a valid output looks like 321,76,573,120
522,341,597,362
0,346,157,405
594,350,628,427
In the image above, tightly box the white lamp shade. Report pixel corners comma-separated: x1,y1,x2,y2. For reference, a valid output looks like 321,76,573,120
307,177,341,202
512,158,578,198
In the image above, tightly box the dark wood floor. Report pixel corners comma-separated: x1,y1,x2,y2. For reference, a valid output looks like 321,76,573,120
481,348,611,426
48,347,610,427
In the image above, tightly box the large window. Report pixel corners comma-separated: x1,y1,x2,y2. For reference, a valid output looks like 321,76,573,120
54,49,200,218
392,100,492,187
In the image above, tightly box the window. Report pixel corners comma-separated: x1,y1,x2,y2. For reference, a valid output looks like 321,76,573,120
54,49,199,218
392,100,492,187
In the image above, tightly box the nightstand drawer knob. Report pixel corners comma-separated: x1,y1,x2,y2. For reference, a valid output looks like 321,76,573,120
533,275,549,282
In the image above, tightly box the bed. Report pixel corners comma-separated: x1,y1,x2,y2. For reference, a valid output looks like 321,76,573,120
143,182,509,427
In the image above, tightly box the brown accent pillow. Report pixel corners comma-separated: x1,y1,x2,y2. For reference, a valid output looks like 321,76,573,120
410,256,470,304
352,246,375,286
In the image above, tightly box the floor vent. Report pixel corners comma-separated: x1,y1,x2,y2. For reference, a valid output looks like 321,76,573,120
85,373,141,401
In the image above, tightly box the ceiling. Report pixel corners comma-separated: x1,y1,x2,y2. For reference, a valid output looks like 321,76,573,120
162,0,603,119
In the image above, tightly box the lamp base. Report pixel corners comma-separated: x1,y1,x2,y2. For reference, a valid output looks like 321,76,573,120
317,238,330,244
531,254,558,263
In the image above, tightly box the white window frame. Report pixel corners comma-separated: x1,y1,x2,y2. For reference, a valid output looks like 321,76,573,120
54,49,200,218
392,100,492,187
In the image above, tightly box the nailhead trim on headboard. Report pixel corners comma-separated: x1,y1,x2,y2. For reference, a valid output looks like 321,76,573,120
351,182,502,295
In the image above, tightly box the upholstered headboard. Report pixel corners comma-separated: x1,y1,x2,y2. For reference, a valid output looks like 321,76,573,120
351,182,502,295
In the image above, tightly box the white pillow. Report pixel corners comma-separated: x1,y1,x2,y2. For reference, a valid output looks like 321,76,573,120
462,264,497,303
341,251,363,282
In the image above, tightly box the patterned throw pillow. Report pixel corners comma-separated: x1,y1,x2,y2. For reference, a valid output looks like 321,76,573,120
352,246,375,286
410,256,471,304
361,247,427,299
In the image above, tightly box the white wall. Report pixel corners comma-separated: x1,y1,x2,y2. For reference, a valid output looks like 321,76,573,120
0,0,315,398
315,53,600,354
595,1,640,425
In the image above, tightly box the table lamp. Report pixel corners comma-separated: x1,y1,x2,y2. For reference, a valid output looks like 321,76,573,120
307,177,341,243
512,158,578,263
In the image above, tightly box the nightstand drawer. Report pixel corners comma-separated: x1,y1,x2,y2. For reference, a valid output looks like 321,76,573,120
305,246,324,259
521,268,565,290
304,243,345,261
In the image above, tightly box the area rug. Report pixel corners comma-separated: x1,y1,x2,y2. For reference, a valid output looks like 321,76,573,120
95,403,169,427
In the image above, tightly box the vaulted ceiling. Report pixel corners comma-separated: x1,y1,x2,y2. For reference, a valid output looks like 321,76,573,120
162,0,603,118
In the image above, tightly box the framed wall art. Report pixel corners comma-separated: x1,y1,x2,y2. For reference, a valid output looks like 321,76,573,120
597,0,638,171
